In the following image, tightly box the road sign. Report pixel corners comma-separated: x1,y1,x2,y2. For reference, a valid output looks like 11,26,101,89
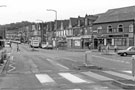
132,55,135,80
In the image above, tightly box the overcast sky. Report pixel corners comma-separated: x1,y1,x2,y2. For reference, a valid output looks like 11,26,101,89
0,0,135,25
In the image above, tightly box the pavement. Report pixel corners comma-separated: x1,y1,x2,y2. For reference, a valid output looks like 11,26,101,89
0,46,11,74
65,48,117,55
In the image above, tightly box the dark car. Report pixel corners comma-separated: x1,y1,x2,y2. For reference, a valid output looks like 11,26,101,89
117,46,135,56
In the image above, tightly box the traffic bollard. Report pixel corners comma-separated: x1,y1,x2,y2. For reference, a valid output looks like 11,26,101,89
132,55,135,81
84,51,92,66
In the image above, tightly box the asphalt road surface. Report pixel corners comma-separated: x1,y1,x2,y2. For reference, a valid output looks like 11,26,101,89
0,43,133,90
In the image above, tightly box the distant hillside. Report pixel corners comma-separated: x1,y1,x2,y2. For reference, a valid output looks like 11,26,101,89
0,21,34,31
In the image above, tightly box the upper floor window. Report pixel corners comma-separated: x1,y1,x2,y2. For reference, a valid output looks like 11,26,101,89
107,25,113,33
97,26,102,33
118,24,124,32
129,24,133,32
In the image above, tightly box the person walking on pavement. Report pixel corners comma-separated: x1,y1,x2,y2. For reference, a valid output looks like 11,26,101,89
9,41,12,49
114,45,118,52
17,43,20,52
106,43,110,54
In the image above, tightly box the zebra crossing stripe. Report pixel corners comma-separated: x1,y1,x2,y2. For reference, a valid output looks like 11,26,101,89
123,71,132,74
82,71,113,81
35,74,55,84
103,71,132,79
59,73,89,83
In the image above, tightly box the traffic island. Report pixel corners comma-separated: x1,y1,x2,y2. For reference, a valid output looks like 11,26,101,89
73,64,103,71
112,79,135,89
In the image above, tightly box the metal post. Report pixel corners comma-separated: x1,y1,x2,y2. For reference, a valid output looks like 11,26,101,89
132,55,135,81
84,52,88,66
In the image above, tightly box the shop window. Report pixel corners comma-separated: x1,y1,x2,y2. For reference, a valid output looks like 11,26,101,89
117,24,124,32
129,24,133,32
106,38,112,45
115,38,126,46
129,38,134,46
107,25,113,33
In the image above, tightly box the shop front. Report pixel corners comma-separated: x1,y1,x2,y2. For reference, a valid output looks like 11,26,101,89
97,33,133,49
66,36,82,49
81,35,92,49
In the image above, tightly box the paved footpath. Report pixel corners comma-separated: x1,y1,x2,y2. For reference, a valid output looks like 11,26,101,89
0,46,12,74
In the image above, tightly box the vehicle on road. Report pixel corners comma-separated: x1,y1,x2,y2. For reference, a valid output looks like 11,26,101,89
117,46,135,56
30,37,40,48
41,44,53,49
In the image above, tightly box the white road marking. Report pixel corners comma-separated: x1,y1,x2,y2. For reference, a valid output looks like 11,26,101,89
56,63,69,70
59,73,90,83
35,74,55,84
46,58,69,70
61,57,77,62
103,71,132,79
123,71,132,74
82,71,113,81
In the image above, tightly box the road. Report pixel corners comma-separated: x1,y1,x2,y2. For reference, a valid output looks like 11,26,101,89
0,43,133,90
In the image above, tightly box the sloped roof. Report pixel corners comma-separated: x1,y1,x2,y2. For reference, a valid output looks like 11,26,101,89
94,6,135,24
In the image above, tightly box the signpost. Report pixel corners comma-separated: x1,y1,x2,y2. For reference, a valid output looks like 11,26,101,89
132,55,135,81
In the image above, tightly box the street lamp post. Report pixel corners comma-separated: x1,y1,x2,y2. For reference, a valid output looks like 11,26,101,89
0,5,7,40
46,9,57,48
46,9,57,21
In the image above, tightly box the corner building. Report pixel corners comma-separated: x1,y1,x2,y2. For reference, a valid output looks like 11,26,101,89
92,6,135,49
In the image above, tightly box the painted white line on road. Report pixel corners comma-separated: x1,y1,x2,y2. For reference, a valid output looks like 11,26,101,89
61,57,77,62
35,74,55,84
123,71,132,74
92,55,130,64
56,63,69,70
46,58,69,70
103,71,132,79
82,71,113,81
59,73,89,83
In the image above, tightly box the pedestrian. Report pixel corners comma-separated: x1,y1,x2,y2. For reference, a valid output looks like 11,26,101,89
106,44,110,54
88,43,91,50
17,43,20,52
114,45,118,52
98,44,101,52
9,41,12,48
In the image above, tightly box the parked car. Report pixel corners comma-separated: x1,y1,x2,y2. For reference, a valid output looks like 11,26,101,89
41,44,53,49
117,46,135,56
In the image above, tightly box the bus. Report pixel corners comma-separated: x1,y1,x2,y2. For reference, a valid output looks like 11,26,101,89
30,37,41,48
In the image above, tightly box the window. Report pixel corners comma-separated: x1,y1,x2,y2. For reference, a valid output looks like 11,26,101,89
129,38,134,46
115,38,126,46
97,26,102,33
118,24,124,32
107,25,113,33
129,24,133,32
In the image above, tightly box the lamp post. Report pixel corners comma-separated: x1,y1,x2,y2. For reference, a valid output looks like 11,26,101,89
46,9,57,21
47,9,57,48
0,5,7,41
